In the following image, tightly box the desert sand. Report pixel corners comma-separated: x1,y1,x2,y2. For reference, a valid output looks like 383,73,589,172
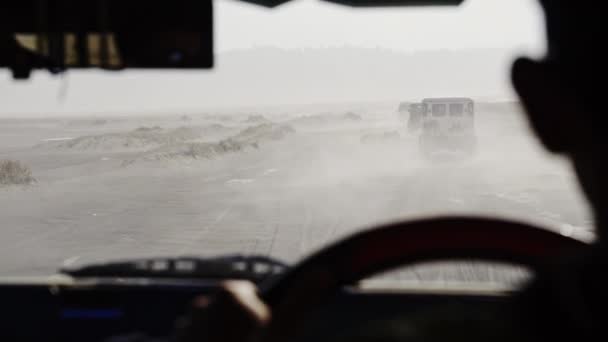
0,103,593,286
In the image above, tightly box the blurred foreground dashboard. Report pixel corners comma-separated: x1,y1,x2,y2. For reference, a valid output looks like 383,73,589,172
0,276,506,342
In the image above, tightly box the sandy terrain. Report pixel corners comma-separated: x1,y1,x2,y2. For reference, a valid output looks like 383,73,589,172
0,103,593,285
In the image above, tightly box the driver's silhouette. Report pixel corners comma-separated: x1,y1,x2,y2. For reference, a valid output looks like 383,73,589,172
177,1,607,341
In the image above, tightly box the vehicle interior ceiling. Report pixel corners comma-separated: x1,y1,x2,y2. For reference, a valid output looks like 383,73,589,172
0,0,600,341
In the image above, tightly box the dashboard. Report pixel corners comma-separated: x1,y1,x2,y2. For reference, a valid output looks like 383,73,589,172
0,277,509,342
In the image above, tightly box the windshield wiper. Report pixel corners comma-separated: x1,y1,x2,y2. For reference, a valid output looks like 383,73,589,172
59,255,288,284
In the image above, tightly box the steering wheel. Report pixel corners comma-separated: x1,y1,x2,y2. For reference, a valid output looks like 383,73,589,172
261,216,587,315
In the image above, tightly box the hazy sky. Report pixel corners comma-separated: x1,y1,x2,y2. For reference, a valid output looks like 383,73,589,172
0,0,545,115
215,0,544,52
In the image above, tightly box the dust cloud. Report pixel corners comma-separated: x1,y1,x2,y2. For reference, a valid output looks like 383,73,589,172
0,101,593,284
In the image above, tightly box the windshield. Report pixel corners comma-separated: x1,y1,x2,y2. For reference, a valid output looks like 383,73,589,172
0,0,592,284
450,103,464,116
432,104,448,117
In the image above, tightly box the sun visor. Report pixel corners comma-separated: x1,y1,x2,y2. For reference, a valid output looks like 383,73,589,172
0,0,213,79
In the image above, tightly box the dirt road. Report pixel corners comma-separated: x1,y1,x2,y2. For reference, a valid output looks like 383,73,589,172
0,113,593,285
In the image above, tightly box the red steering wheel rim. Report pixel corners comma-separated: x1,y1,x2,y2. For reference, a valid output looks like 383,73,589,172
261,216,588,307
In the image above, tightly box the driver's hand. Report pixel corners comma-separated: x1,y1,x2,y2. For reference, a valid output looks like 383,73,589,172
175,281,270,342
176,268,332,342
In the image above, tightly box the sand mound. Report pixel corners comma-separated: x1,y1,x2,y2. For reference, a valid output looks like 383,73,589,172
66,118,108,127
47,127,174,151
195,123,235,136
0,160,36,186
343,111,363,121
50,133,151,151
166,126,206,141
233,123,295,143
287,115,324,125
288,112,363,126
204,114,235,122
243,115,271,124
129,139,248,164
40,124,232,151
125,123,295,165
360,131,400,144
133,126,163,133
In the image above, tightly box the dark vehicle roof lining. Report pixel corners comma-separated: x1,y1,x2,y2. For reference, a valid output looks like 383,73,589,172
0,0,466,32
0,0,464,30
0,0,464,79
240,0,464,7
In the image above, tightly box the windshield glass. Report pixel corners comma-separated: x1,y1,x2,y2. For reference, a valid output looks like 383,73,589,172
432,104,447,117
450,103,464,116
0,0,592,283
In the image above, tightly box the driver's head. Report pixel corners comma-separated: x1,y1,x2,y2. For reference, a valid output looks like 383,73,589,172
512,1,607,240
